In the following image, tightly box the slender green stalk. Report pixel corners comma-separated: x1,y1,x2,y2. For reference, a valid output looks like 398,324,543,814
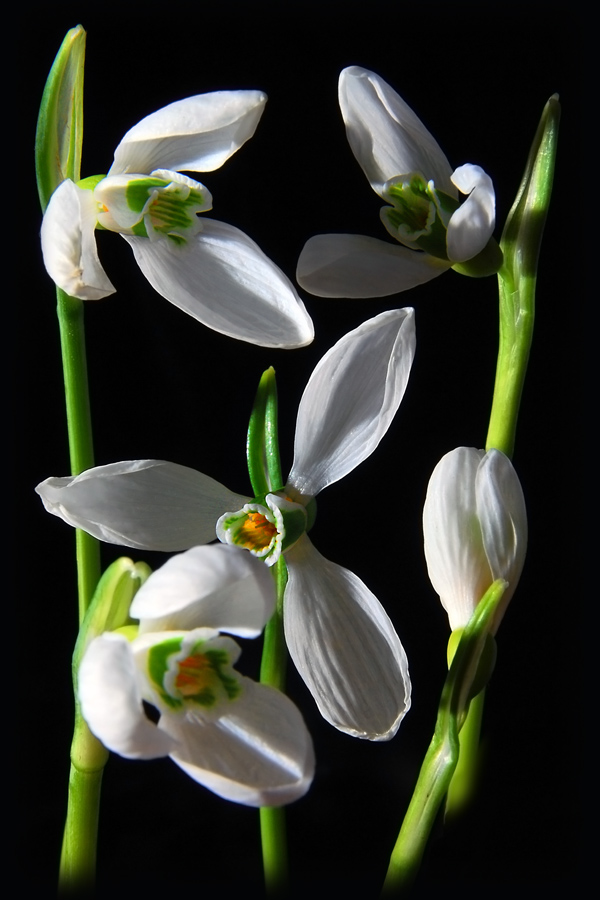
485,263,534,458
247,368,290,893
260,558,289,691
445,95,561,818
486,94,560,457
444,688,485,819
59,710,109,894
382,582,506,895
37,27,108,891
259,559,290,894
57,287,102,618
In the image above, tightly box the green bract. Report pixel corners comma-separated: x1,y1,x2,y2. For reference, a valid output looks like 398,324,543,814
35,24,85,210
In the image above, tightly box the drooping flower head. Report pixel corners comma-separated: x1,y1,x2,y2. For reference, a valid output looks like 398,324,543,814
422,447,527,635
79,544,315,806
37,310,416,741
41,92,314,348
297,66,500,298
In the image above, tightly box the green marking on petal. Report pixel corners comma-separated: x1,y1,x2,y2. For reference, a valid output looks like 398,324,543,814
148,636,242,711
125,177,168,214
148,636,184,692
382,174,459,260
171,643,241,708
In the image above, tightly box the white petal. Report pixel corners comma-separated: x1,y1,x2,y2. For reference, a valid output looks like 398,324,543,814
36,460,249,551
41,180,115,300
476,449,527,632
447,164,496,262
339,66,454,197
296,233,448,298
283,537,411,740
123,219,314,348
131,544,275,636
163,678,315,806
78,633,176,758
423,448,493,630
287,309,416,498
109,92,267,175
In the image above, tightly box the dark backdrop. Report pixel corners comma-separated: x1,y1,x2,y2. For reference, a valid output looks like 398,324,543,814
20,3,583,895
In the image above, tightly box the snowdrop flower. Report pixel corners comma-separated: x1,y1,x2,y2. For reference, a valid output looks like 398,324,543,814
38,309,415,740
79,544,314,806
41,91,313,348
297,66,499,298
423,447,527,635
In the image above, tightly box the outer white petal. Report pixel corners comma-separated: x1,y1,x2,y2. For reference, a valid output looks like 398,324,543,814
283,537,411,740
109,92,267,175
423,448,493,630
78,633,177,758
36,460,249,551
447,164,496,262
123,220,314,348
41,180,115,300
162,678,315,806
131,544,275,636
339,66,454,197
476,449,527,632
296,233,448,298
287,309,416,498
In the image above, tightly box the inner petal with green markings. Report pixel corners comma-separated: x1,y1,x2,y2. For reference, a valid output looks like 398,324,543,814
380,172,459,260
93,168,212,244
146,630,242,713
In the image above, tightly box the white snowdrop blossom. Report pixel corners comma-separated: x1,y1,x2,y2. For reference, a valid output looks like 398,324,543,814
297,66,497,298
41,92,313,348
38,309,415,740
78,544,315,806
423,447,527,635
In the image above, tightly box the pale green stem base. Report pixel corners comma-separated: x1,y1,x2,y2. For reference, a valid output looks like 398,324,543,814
59,711,109,893
444,689,485,820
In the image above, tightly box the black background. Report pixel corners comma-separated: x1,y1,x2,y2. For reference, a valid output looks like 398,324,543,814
20,2,583,896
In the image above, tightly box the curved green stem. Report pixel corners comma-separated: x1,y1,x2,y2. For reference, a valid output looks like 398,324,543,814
446,95,560,819
382,581,506,895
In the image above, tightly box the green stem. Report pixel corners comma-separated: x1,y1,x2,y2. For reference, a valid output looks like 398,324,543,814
486,95,560,458
444,688,485,820
383,728,458,894
259,557,289,894
260,807,289,897
57,287,101,620
56,287,103,891
485,266,534,458
382,581,506,895
58,708,109,893
37,27,107,892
